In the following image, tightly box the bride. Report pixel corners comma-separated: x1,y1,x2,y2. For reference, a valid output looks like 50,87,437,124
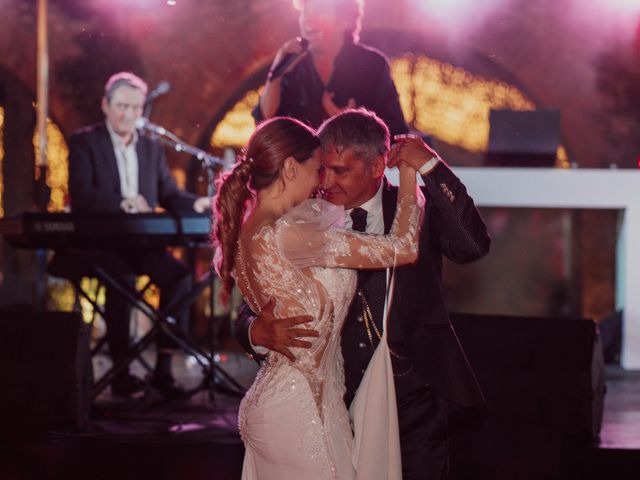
212,116,424,479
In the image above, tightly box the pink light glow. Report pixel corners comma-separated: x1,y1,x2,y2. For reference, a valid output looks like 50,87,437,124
408,0,640,51
408,0,511,37
583,0,640,19
577,0,640,44
420,0,483,22
98,0,175,10
606,0,640,14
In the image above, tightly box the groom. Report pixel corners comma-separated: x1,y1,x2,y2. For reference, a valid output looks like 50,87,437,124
235,108,490,479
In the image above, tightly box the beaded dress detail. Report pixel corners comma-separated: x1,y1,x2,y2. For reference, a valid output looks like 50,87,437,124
235,192,423,480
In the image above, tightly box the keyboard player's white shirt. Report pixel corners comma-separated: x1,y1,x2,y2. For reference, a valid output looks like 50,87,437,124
106,123,139,199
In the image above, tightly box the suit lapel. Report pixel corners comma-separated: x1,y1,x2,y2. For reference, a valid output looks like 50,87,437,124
136,137,150,198
97,123,121,192
381,176,398,234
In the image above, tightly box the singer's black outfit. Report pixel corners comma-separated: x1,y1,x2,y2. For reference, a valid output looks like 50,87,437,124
67,122,197,391
236,163,490,479
252,38,409,138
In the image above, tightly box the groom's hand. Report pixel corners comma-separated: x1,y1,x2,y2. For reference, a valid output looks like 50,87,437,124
250,298,319,362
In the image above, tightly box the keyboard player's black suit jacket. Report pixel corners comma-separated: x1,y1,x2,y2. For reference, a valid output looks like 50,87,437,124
66,122,196,362
68,122,196,213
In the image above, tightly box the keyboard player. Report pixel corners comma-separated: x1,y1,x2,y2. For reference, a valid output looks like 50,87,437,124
67,72,211,398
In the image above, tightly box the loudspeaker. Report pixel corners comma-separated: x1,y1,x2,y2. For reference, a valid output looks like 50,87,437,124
0,310,92,436
449,313,605,476
486,109,561,167
599,310,622,364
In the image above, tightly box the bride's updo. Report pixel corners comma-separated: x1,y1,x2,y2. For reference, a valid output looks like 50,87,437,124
212,117,320,301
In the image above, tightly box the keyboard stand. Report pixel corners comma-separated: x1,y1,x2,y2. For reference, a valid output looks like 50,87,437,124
88,263,244,399
48,251,244,400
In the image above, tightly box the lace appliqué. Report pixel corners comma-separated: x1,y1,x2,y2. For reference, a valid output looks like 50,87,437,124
233,192,423,479
235,215,356,476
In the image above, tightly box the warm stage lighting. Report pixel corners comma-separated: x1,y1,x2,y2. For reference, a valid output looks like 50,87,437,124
588,0,640,16
410,0,510,34
608,0,640,13
419,0,476,19
100,0,177,10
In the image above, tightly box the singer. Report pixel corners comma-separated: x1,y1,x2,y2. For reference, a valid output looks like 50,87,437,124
67,72,211,399
253,0,408,137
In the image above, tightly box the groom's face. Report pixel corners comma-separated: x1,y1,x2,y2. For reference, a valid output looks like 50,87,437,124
320,143,383,209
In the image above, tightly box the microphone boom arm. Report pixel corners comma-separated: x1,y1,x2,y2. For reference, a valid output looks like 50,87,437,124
137,120,226,170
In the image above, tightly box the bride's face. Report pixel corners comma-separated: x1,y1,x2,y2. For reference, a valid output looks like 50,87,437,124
291,149,323,204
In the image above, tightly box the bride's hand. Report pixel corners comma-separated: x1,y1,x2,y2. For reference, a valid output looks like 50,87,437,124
388,134,440,172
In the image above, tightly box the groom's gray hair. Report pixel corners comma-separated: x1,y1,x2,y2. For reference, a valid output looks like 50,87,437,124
317,108,390,168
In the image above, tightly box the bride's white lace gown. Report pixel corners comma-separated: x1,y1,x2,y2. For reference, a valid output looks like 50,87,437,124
235,192,423,480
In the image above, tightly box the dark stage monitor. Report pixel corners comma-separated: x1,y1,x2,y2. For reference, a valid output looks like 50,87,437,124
486,109,561,167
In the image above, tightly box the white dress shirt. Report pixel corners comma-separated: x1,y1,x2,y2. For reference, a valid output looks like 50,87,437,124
344,181,385,234
107,123,139,199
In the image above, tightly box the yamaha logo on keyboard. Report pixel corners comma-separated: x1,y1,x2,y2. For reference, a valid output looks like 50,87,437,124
34,221,75,233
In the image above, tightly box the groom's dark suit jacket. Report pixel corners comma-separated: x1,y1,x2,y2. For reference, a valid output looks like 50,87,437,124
236,161,489,407
68,122,196,213
364,162,489,406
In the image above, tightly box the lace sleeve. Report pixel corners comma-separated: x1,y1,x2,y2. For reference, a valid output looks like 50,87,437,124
278,190,425,270
275,199,346,267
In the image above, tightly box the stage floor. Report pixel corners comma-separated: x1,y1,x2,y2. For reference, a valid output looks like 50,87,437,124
2,350,639,479
599,366,640,450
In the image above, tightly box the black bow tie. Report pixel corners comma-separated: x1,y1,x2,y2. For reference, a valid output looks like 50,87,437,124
350,207,368,232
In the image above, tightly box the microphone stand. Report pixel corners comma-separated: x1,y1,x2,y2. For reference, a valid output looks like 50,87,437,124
143,81,171,121
140,125,226,171
138,125,243,404
142,102,153,120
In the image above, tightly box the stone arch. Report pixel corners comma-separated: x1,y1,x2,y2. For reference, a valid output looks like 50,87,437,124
205,29,573,167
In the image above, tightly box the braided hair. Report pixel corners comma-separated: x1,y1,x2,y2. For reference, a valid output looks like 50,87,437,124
212,117,320,303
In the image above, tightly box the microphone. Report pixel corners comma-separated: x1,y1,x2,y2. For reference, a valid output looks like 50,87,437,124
143,81,171,119
135,117,167,136
145,81,171,105
268,37,309,81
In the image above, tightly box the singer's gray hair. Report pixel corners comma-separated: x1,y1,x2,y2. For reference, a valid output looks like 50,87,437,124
104,72,148,103
292,0,364,42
